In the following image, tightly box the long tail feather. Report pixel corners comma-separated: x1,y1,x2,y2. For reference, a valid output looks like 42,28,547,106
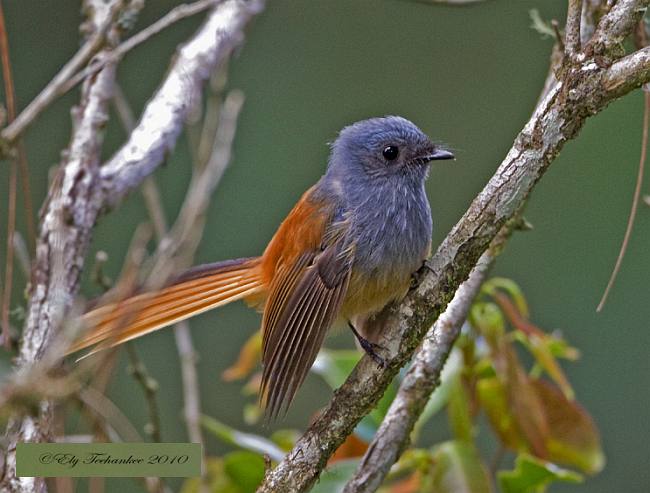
68,257,264,356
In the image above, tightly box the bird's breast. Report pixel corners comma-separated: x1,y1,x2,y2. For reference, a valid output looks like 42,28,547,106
341,183,432,318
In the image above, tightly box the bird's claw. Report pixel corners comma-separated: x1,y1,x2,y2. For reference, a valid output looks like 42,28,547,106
348,321,388,368
359,338,388,368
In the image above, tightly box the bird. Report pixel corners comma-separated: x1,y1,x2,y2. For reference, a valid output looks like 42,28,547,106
68,116,454,418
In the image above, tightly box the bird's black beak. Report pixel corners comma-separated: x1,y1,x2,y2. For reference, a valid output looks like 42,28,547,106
426,148,455,161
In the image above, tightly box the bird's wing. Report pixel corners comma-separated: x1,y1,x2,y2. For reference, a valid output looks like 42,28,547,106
259,196,352,418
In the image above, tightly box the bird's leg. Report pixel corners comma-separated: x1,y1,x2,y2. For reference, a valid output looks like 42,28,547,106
348,321,387,368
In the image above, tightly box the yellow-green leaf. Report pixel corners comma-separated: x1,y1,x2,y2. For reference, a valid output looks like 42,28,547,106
498,454,582,493
426,441,493,493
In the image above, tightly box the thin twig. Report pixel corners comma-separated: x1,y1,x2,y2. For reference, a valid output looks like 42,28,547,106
565,0,584,55
125,344,162,442
0,3,35,249
174,322,203,444
0,3,18,349
597,90,649,311
77,386,143,442
99,0,262,208
552,19,566,51
59,0,224,113
0,0,125,145
1,126,16,349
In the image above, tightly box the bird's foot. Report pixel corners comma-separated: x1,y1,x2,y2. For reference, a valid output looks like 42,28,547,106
348,321,387,368
410,260,432,291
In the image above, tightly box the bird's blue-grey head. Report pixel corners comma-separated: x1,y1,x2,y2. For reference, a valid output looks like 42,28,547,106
327,116,454,182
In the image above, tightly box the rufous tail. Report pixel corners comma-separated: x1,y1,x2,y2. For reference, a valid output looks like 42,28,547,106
67,257,264,357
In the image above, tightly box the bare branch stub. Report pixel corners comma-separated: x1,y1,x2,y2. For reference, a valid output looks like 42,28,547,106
565,0,583,55
257,4,650,492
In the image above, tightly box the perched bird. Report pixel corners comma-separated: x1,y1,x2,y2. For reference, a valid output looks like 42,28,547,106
69,116,454,418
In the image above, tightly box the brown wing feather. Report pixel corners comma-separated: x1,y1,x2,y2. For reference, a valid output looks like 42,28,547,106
260,237,352,419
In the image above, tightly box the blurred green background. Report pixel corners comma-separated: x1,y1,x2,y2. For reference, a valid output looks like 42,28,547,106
0,1,648,492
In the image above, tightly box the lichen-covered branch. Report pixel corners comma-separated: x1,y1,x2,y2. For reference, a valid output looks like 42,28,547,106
587,0,648,55
0,14,120,493
99,0,263,210
341,242,502,493
565,0,583,55
603,45,650,94
257,4,650,491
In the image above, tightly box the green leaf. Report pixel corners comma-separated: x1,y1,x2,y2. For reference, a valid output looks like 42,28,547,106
544,336,580,361
311,459,359,493
469,302,505,343
516,332,574,400
201,415,285,461
499,454,583,493
477,374,605,474
426,441,493,493
312,349,361,389
476,376,527,451
181,453,265,493
448,375,474,443
502,346,549,457
223,451,265,493
481,277,529,318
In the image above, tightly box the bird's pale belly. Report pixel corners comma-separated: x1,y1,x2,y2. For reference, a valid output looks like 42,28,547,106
340,264,414,321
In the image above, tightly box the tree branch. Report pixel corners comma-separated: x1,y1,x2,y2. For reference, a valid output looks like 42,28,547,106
61,0,226,101
257,6,650,492
0,0,125,146
580,0,604,46
603,45,650,94
99,0,263,210
0,5,121,491
340,43,564,493
565,0,583,55
587,0,649,55
342,246,497,493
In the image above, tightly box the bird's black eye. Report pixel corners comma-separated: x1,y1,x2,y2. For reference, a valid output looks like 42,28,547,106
382,145,399,161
